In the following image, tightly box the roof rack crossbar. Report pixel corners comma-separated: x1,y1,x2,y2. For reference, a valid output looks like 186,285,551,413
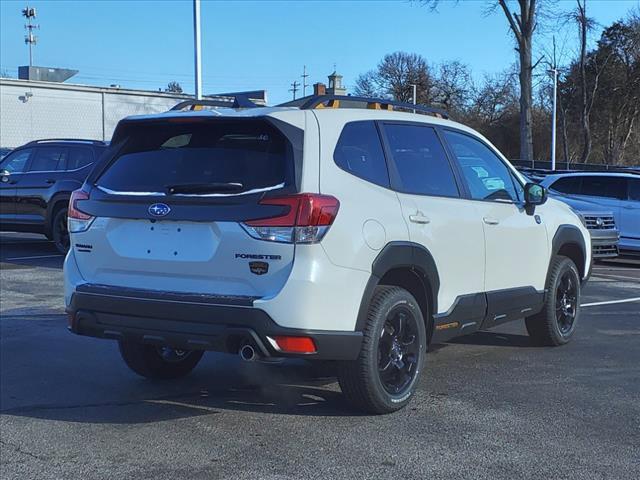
25,138,106,146
170,95,261,111
280,95,449,119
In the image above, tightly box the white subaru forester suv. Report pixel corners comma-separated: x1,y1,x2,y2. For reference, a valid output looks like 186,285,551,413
64,96,591,414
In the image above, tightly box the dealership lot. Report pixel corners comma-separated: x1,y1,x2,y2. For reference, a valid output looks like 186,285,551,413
1,233,638,480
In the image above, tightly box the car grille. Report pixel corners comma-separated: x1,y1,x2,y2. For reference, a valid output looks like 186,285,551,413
593,244,619,258
584,214,615,230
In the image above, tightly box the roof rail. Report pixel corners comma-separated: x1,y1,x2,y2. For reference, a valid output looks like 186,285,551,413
25,138,107,146
170,95,260,111
278,95,449,119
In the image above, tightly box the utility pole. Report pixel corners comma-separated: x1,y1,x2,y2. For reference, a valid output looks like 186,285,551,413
193,0,202,100
549,37,558,171
22,6,38,67
550,67,558,171
289,80,299,100
301,65,309,97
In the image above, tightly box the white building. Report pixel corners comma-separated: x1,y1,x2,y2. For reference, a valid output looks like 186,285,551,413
0,78,266,148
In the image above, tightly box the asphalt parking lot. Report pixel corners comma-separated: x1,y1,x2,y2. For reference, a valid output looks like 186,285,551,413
1,233,639,480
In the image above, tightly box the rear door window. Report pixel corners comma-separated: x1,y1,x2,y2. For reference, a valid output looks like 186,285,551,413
333,121,389,187
384,124,459,197
28,147,68,172
580,176,626,199
67,147,94,170
97,119,297,195
549,177,582,195
629,178,640,201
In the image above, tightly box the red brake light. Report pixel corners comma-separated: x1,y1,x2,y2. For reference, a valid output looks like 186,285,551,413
245,193,339,227
68,189,91,220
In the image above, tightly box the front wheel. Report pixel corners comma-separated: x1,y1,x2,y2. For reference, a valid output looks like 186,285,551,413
338,286,427,414
525,255,581,346
119,342,204,379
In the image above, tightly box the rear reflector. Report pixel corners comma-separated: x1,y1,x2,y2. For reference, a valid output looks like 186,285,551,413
242,193,339,244
269,336,317,354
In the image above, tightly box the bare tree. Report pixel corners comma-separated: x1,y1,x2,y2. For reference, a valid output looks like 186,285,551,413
354,52,433,103
420,0,542,162
431,61,474,113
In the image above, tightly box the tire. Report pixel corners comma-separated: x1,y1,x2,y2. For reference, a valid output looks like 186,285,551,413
338,286,427,414
51,208,70,254
118,342,204,379
525,255,581,346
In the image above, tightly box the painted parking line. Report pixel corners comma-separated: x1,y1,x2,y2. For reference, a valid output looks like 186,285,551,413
591,272,640,282
4,254,64,261
581,297,640,308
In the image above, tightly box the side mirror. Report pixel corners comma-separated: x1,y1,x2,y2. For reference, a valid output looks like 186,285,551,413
524,182,547,213
0,170,10,183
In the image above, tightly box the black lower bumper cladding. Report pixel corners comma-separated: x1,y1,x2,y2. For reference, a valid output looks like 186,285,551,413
67,283,362,361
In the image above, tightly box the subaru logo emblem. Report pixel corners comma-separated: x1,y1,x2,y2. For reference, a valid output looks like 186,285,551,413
148,203,171,217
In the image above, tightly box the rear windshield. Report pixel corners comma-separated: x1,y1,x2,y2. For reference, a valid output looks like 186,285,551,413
97,119,296,195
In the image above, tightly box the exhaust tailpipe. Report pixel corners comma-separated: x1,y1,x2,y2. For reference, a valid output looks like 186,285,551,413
239,343,257,362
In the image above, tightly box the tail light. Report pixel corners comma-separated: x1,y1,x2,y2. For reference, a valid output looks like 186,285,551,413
241,193,339,244
68,189,95,233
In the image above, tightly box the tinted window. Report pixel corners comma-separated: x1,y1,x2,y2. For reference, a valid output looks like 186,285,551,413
384,124,459,197
629,178,640,201
444,130,519,202
98,120,295,194
333,121,389,187
29,147,67,172
67,147,94,170
580,176,627,199
0,148,32,173
550,177,582,195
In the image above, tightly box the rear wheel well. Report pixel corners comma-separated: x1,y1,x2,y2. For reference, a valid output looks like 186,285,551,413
378,267,433,341
556,243,585,278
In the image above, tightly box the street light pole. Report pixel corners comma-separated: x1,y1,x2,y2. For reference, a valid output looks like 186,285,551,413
550,67,558,171
411,84,417,113
193,0,202,100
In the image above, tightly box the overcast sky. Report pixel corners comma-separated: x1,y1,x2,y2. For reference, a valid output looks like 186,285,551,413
1,0,637,104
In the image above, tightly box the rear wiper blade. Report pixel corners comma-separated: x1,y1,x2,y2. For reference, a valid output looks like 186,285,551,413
166,182,244,194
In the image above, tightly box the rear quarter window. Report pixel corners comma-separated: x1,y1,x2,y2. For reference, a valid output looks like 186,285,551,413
333,121,390,188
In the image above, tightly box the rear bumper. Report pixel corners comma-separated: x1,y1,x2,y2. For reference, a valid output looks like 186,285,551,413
66,283,362,361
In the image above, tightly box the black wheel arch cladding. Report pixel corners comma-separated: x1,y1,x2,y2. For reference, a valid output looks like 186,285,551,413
551,224,587,278
355,241,440,332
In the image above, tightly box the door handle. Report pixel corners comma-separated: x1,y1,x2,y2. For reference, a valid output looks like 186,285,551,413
409,214,431,224
45,179,56,184
483,217,499,225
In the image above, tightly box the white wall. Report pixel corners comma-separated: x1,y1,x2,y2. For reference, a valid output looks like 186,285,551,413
0,79,195,148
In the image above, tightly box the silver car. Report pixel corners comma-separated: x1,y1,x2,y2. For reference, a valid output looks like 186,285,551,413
541,172,639,257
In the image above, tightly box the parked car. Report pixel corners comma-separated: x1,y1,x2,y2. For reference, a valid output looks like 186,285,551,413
552,194,619,259
64,96,591,414
540,172,640,257
0,139,108,253
0,148,12,160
